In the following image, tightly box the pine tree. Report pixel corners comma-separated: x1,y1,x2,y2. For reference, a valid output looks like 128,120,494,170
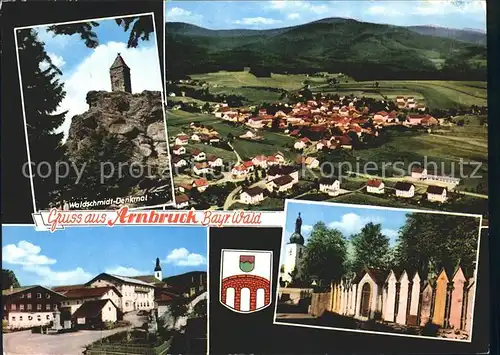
16,29,67,209
2,269,21,290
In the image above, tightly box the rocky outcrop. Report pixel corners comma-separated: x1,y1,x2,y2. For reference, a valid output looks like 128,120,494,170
66,90,170,175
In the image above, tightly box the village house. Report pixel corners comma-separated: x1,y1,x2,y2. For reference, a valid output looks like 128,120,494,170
193,162,212,175
242,161,255,172
240,130,257,140
407,114,437,126
2,286,66,330
426,185,448,203
373,111,389,122
240,186,267,205
316,139,331,151
426,172,461,185
395,182,415,198
85,274,155,313
319,177,341,196
333,135,353,149
366,179,385,194
274,152,286,164
190,134,201,142
411,166,428,179
193,178,209,192
297,156,320,169
172,145,186,156
56,286,122,316
252,155,268,168
208,156,223,168
72,299,119,329
417,104,426,112
231,164,248,178
192,150,206,162
174,194,190,208
294,137,312,150
267,174,295,192
267,166,299,183
175,135,189,146
177,183,193,194
172,156,188,169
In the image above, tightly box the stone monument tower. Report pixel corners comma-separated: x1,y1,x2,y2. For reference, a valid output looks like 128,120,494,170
109,53,132,93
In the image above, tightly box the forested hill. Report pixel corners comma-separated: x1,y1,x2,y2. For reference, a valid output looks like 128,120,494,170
166,18,487,81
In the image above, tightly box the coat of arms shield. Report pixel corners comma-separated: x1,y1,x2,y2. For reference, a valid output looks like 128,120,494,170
220,249,273,313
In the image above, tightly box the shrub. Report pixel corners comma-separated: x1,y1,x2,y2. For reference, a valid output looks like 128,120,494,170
2,319,8,332
421,321,440,337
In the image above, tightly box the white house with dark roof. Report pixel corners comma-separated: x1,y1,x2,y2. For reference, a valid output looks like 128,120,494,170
319,177,340,196
395,182,415,198
426,185,448,203
240,186,266,205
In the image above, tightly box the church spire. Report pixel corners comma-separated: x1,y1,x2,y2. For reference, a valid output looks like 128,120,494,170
289,212,304,245
154,257,162,281
154,257,162,271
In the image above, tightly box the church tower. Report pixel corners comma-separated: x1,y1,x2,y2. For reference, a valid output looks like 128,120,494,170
282,213,305,284
109,53,132,93
154,257,162,281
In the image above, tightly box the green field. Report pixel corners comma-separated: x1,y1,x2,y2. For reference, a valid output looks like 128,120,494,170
167,110,297,160
189,71,487,110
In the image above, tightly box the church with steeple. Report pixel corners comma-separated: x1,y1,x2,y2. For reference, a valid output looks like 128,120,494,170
281,212,305,285
109,53,132,93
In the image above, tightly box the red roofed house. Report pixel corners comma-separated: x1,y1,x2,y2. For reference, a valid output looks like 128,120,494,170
411,166,428,179
174,194,190,209
193,162,212,175
242,161,255,172
172,156,188,169
366,179,385,194
407,114,435,126
231,164,248,178
175,135,189,146
252,155,268,168
333,135,353,149
192,150,206,162
374,111,389,122
294,137,312,150
172,145,186,156
193,178,209,192
208,156,223,168
316,139,331,151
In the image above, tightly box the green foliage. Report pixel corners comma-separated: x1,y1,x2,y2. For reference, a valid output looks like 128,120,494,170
350,223,391,271
166,20,486,80
17,29,67,209
2,269,20,290
47,15,154,49
393,213,480,279
193,299,207,317
301,221,347,284
62,129,135,203
169,297,189,320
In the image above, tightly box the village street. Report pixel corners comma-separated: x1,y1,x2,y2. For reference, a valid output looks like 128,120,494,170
2,311,147,355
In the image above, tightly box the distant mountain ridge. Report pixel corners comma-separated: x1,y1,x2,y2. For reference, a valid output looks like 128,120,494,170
406,25,486,45
166,18,487,80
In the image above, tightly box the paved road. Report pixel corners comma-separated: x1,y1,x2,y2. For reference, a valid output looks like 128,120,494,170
3,311,148,355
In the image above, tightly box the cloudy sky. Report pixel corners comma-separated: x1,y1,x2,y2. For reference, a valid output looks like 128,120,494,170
283,201,410,257
20,14,163,141
2,226,207,287
165,0,486,31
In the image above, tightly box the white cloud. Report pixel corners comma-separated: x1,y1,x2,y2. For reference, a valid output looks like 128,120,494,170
40,52,66,71
105,266,148,277
3,241,92,286
302,224,313,233
35,27,75,49
270,1,330,15
413,0,486,15
328,213,382,236
2,241,56,266
287,13,300,20
55,41,162,140
166,7,203,24
233,17,283,26
367,6,402,16
164,248,206,266
24,265,92,287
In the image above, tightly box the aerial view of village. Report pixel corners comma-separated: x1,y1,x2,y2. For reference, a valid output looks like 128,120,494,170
275,200,482,341
165,1,488,216
2,226,207,355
